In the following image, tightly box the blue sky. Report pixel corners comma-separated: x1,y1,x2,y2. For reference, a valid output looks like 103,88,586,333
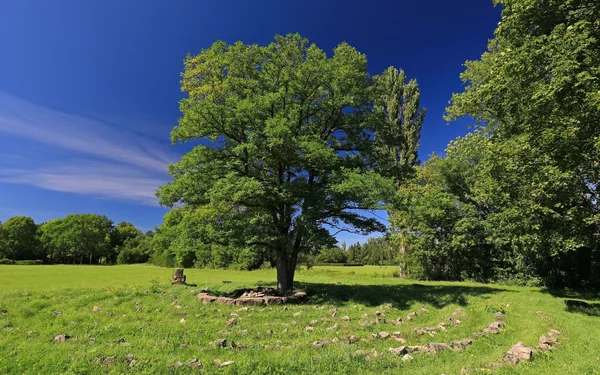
0,0,501,243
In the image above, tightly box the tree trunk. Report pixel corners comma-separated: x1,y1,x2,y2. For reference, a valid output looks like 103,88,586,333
276,250,298,295
399,242,406,278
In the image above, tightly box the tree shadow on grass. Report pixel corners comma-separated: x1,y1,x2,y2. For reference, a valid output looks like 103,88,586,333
293,282,511,311
539,288,600,317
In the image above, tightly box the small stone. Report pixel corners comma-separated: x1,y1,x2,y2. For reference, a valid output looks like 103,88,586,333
230,312,239,317
378,331,390,339
406,346,421,353
373,311,381,316
293,312,303,317
348,335,359,344
312,341,323,349
503,342,534,365
53,334,69,343
197,293,217,304
231,341,247,349
103,357,116,366
431,342,451,352
306,326,314,331
218,360,234,368
539,336,558,345
401,354,414,362
405,312,417,320
482,326,499,335
389,346,407,356
310,319,318,325
213,338,227,347
216,297,235,305
188,358,202,368
179,318,186,324
266,330,273,335
341,316,350,321
225,318,237,326
332,337,338,343
92,306,101,312
172,361,184,368
128,360,138,367
326,323,339,331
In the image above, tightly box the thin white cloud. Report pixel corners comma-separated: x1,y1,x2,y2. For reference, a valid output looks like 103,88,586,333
0,91,178,173
0,167,163,205
0,92,178,205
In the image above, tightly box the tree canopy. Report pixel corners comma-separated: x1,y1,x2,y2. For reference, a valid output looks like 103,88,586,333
391,0,600,287
158,34,423,292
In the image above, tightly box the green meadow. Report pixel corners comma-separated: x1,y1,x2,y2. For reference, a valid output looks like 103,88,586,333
1,265,599,374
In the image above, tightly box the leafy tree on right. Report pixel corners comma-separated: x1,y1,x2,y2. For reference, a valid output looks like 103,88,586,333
392,0,600,287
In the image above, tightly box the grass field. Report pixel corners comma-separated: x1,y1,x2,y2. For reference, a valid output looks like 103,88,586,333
0,265,599,374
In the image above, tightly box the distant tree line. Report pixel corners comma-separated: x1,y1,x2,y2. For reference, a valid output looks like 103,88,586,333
0,214,153,265
314,238,396,266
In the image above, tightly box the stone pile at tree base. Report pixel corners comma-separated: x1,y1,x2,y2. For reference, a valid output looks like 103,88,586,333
197,288,307,306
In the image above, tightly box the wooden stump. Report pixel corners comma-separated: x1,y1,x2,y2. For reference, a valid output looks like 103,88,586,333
172,268,187,285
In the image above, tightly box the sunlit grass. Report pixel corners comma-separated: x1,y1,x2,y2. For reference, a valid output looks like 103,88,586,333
0,265,599,374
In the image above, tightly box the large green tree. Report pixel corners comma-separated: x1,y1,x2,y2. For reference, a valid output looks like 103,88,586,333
373,66,426,276
1,216,41,261
373,66,426,182
39,214,113,264
398,0,600,286
158,34,396,293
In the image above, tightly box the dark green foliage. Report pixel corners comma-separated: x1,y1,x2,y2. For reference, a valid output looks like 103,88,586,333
38,214,113,265
149,208,273,270
315,247,347,264
373,66,426,183
1,214,149,266
392,0,600,287
343,237,397,266
158,34,405,292
116,233,153,264
0,216,41,261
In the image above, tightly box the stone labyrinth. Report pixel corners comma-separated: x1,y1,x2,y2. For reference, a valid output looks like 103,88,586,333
192,287,562,372
49,272,563,372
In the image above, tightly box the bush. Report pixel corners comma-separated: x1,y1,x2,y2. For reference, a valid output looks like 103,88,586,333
117,247,150,265
14,260,44,265
315,247,347,263
150,250,177,268
0,258,13,264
